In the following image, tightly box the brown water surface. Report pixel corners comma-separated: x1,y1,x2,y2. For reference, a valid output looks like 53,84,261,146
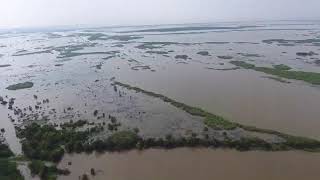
59,148,320,180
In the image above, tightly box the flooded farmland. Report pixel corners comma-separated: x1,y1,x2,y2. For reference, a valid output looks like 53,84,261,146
1,21,320,179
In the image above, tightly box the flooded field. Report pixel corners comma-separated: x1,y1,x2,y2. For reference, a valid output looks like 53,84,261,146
59,148,320,180
1,21,320,179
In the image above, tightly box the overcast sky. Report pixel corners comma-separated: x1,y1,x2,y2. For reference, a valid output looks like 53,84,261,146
1,0,320,28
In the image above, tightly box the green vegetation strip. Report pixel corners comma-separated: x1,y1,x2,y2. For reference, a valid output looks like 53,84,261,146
113,81,320,152
0,144,23,180
230,61,320,85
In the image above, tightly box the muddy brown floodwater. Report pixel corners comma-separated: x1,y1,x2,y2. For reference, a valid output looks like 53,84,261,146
59,148,320,180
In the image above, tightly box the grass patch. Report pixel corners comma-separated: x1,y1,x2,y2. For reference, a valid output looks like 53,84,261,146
204,116,237,130
273,64,291,71
230,61,320,85
108,131,140,150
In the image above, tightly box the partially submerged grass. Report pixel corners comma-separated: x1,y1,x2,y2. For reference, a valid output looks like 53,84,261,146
113,82,240,130
230,61,320,85
240,125,320,151
113,81,320,151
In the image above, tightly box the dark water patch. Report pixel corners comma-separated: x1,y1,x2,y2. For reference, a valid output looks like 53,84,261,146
175,55,189,60
46,33,63,39
107,35,143,41
296,51,318,57
234,42,259,45
26,65,38,68
122,26,260,33
176,61,188,64
77,33,143,41
136,42,195,50
0,64,11,68
217,56,233,59
230,61,320,85
278,43,295,46
15,49,27,53
262,38,320,46
205,67,240,71
205,42,230,44
52,43,98,54
140,31,207,36
112,44,124,48
102,55,116,60
237,53,263,57
135,43,162,50
57,50,119,58
145,51,169,55
128,59,140,63
55,64,64,67
96,63,102,70
55,58,73,63
13,49,52,56
131,65,151,71
72,33,108,41
6,82,34,90
197,51,210,56
263,76,291,84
